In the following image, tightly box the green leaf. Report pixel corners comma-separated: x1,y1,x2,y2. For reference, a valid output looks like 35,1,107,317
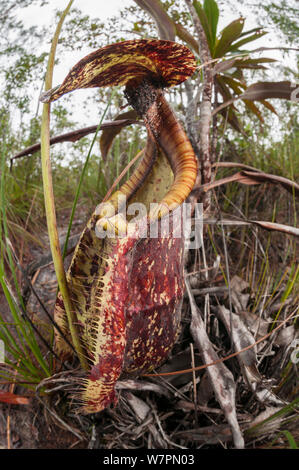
246,397,299,437
234,57,277,70
214,18,245,58
216,75,233,100
229,30,267,51
230,67,244,81
235,57,277,65
214,57,238,74
219,107,243,133
193,1,213,53
238,27,266,38
281,431,298,449
203,0,219,50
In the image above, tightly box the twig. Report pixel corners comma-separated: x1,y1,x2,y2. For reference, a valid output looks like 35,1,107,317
101,148,145,203
10,120,142,163
184,286,229,297
152,406,187,450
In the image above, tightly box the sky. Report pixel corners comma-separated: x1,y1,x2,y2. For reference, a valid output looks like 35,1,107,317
16,0,135,126
20,0,135,81
16,0,296,143
21,0,134,23
18,0,293,85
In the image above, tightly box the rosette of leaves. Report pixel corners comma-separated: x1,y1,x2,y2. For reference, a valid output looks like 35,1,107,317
134,0,297,131
40,39,197,413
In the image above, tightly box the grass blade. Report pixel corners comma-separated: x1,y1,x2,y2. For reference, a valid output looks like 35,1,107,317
40,0,88,370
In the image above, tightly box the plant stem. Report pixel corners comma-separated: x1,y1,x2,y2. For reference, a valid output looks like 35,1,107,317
40,0,88,370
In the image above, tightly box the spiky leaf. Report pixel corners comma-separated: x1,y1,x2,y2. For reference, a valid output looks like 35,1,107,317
214,18,245,58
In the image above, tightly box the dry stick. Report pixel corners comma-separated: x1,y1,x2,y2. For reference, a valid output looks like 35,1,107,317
212,97,239,116
213,161,264,172
6,414,11,449
196,57,226,70
143,308,297,378
211,88,219,184
185,54,244,167
214,191,235,349
40,0,88,370
35,395,84,441
251,46,299,52
193,170,299,200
